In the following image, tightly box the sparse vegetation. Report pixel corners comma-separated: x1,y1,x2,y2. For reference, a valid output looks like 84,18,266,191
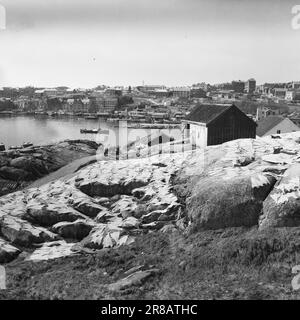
1,227,300,300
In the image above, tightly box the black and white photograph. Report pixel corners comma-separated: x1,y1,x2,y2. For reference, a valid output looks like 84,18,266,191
1,0,300,307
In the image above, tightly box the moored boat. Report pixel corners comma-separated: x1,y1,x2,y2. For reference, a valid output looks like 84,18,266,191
23,142,34,148
9,146,22,150
85,115,98,120
80,128,99,134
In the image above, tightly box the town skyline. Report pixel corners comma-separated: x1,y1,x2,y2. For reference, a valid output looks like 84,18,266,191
1,79,300,90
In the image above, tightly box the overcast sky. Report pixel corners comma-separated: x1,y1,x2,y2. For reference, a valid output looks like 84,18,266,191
0,0,299,88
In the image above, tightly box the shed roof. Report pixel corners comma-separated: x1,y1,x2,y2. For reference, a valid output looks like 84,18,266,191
185,104,232,124
256,116,284,136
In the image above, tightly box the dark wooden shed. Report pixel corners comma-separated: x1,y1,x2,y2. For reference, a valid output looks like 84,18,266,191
183,104,257,147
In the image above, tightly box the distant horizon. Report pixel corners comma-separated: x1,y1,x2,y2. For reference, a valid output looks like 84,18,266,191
2,79,300,90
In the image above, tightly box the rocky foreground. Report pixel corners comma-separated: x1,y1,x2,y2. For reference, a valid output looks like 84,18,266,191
0,140,99,196
2,133,300,299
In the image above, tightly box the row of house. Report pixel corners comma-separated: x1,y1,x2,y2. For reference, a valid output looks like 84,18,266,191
256,82,300,102
13,93,119,113
136,86,206,99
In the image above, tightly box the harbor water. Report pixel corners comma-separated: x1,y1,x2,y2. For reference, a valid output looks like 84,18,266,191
0,116,182,149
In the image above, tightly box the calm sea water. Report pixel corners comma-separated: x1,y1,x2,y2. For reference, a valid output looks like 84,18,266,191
0,116,182,149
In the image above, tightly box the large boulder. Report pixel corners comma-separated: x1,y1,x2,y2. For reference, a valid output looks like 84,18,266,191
81,224,121,249
71,197,106,218
188,173,276,231
0,215,58,247
259,163,300,229
25,202,87,227
0,166,33,181
10,156,48,177
81,224,134,249
108,269,159,292
51,220,94,240
0,238,21,263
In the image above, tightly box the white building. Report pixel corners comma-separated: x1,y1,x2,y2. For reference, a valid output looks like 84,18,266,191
171,87,191,98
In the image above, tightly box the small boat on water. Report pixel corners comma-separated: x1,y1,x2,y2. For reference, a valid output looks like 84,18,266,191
23,142,34,148
85,115,98,120
80,128,110,135
80,128,99,134
9,146,22,150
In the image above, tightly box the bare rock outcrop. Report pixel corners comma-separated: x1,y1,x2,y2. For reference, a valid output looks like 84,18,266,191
0,238,21,263
25,202,87,227
0,139,99,196
1,133,300,263
26,241,78,261
0,213,58,247
81,223,134,249
259,163,300,229
108,269,159,292
51,219,95,240
71,197,106,218
188,173,276,231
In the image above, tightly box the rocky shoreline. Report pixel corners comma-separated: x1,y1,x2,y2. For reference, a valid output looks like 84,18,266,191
2,133,300,299
0,139,99,196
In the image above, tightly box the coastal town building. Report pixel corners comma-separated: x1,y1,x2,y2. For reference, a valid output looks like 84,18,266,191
190,87,207,98
255,106,280,121
183,104,256,148
273,88,287,99
232,80,245,93
14,97,45,111
245,78,256,94
286,91,296,101
290,81,300,90
257,116,300,137
104,88,122,97
212,90,237,102
152,89,170,98
171,87,191,99
136,85,166,93
192,82,209,91
285,90,300,101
